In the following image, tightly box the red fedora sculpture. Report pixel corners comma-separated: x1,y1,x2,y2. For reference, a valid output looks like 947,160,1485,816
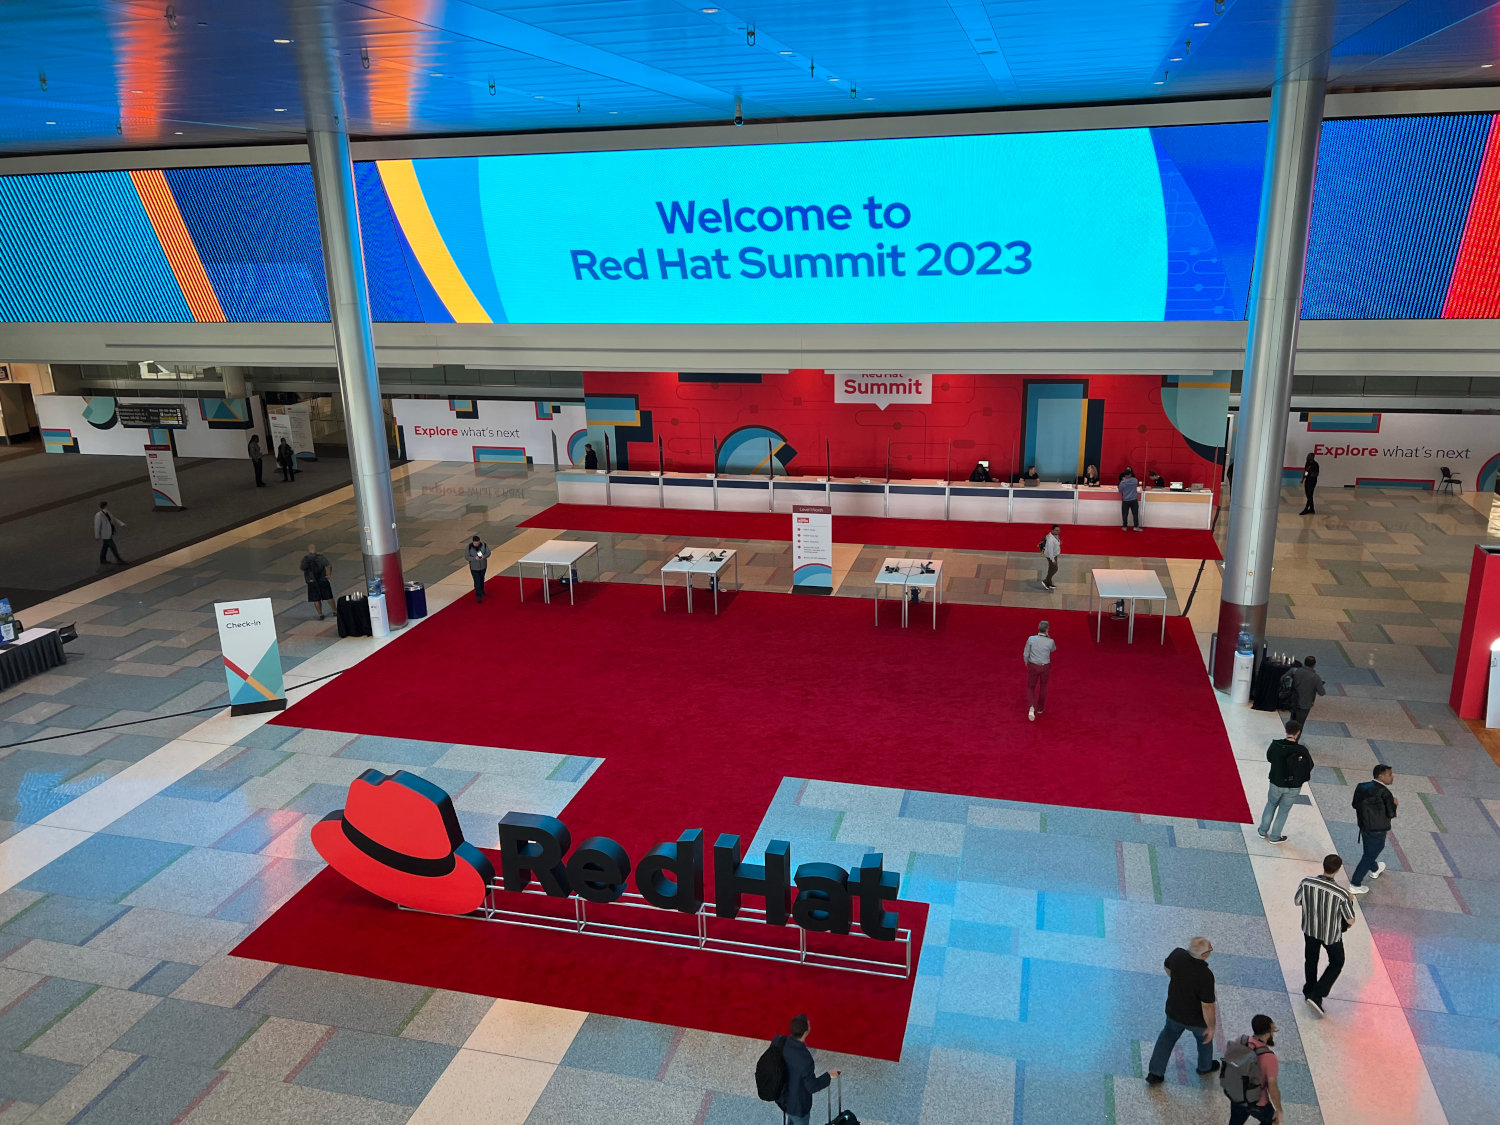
311,769,494,915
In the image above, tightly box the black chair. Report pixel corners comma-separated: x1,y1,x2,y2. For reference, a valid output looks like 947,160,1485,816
1439,466,1462,494
58,622,79,645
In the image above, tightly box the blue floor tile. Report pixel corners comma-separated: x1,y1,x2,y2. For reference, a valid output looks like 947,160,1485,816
20,833,190,902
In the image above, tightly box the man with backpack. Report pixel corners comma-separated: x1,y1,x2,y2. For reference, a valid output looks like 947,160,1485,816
1348,764,1398,895
1282,656,1325,727
756,1014,839,1125
1221,1014,1281,1124
1294,854,1356,1015
1257,720,1313,843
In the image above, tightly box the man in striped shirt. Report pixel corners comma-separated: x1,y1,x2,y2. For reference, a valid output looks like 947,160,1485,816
1294,854,1357,1016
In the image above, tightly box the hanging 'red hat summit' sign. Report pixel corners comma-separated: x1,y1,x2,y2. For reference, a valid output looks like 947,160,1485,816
312,770,903,941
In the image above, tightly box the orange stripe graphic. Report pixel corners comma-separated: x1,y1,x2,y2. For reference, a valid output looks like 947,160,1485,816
130,169,226,323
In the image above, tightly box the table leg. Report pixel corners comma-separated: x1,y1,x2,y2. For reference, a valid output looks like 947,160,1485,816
686,573,693,614
932,579,938,629
661,568,667,612
874,584,880,625
1128,597,1135,643
1094,581,1101,642
518,566,524,603
543,565,551,604
1160,599,1166,645
713,568,719,615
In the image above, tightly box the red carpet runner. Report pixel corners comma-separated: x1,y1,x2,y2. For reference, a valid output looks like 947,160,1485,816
521,503,1223,561
244,584,1247,1059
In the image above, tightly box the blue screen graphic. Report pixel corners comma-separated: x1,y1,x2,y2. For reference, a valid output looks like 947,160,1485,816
440,130,1185,324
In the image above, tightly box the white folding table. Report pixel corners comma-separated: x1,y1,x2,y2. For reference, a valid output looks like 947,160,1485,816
659,548,739,614
873,558,943,629
1089,568,1168,644
516,539,600,605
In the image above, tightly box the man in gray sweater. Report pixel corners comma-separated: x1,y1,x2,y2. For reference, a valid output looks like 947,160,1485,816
1023,620,1057,723
466,535,491,603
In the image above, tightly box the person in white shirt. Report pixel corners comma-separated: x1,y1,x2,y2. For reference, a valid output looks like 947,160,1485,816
1040,525,1062,591
1022,621,1056,722
93,501,125,564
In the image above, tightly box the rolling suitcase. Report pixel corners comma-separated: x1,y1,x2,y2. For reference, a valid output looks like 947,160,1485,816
826,1074,859,1125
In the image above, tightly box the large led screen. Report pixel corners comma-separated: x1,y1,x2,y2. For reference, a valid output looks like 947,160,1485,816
0,113,1496,324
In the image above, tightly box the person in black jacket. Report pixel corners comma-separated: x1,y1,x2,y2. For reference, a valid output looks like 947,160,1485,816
776,1014,838,1125
1298,453,1320,515
968,461,992,483
584,443,599,470
1348,765,1398,894
1257,720,1313,843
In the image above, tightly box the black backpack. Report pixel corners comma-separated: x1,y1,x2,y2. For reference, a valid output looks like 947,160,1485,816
755,1035,787,1102
1277,668,1298,709
1285,745,1314,788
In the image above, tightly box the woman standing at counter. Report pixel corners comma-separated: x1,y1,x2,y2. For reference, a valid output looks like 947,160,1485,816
1299,453,1319,515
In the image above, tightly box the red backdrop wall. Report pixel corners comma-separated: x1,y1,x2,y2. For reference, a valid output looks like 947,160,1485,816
583,369,1224,488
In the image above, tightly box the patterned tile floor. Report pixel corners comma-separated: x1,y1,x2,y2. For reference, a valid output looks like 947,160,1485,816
0,462,1496,1124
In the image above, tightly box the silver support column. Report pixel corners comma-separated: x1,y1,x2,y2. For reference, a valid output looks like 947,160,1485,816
294,6,407,625
1213,0,1331,688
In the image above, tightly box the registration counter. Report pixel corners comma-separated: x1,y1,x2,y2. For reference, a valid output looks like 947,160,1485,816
559,471,1213,529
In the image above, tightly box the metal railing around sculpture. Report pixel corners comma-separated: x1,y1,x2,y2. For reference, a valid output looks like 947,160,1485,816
404,882,912,980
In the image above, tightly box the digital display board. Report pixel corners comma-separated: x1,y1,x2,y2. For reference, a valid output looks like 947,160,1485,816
0,113,1495,325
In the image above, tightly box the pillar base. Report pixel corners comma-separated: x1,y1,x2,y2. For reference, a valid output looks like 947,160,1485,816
1212,600,1267,691
368,550,408,628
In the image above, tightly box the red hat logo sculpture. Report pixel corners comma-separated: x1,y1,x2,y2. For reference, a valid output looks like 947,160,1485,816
311,769,495,915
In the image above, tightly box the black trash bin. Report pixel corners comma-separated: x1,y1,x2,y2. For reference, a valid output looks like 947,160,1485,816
404,582,428,620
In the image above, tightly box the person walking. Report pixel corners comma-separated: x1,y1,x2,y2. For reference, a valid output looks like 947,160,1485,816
466,535,491,603
1040,524,1061,591
300,544,334,620
1294,854,1356,1014
276,438,297,482
1221,1014,1282,1124
247,434,266,487
1023,620,1056,723
1119,467,1142,531
584,443,599,470
1257,720,1314,843
93,501,126,564
1298,453,1319,515
775,1014,838,1125
1145,937,1218,1085
1348,765,1398,896
1287,655,1325,727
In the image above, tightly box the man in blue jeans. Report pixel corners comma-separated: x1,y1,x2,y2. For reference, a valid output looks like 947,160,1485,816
1348,764,1398,896
1145,937,1217,1085
1257,720,1313,843
775,1014,839,1125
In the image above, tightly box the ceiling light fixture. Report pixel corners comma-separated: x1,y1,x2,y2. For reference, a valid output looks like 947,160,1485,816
361,47,370,69
701,6,718,12
431,72,443,77
273,107,286,112
1154,80,1164,85
45,120,55,125
779,50,794,56
1483,63,1495,68
174,130,183,134
273,38,290,44
1193,21,1209,27
165,5,177,30
1170,57,1182,62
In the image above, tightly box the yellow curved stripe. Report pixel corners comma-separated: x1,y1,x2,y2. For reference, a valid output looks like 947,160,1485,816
376,159,491,324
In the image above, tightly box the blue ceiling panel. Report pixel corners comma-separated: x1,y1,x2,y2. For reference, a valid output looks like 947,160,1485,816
0,0,1496,156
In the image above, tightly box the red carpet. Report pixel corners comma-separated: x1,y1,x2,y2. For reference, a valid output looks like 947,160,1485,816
274,583,1249,854
521,503,1223,561
232,861,927,1061
247,583,1246,1058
